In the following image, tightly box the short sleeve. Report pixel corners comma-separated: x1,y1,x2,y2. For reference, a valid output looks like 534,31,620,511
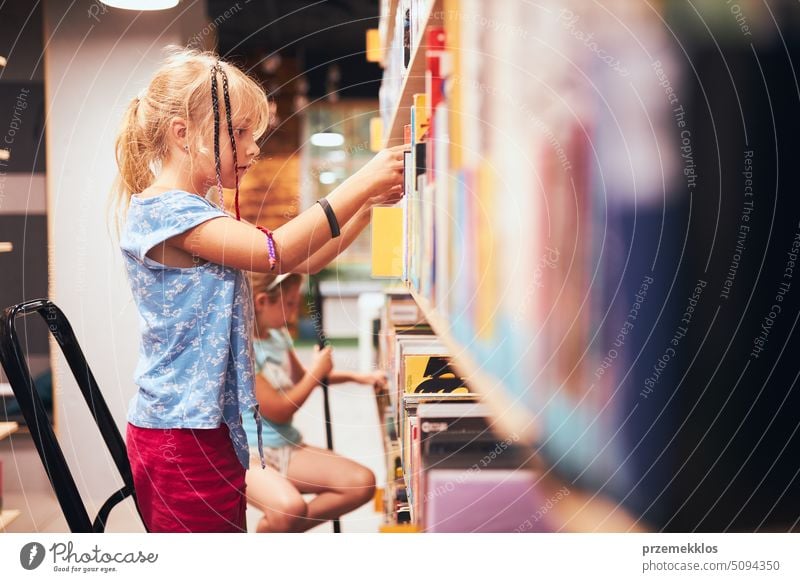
121,191,227,265
278,327,295,350
260,361,290,392
253,341,269,374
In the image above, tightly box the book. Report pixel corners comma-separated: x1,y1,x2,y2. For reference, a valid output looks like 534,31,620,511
425,27,447,130
414,400,541,532
416,401,491,436
432,104,450,315
402,150,413,282
385,292,424,326
403,354,468,395
400,394,481,516
392,336,445,426
423,468,542,532
369,117,383,152
371,206,404,278
402,0,411,69
413,93,429,141
366,28,382,63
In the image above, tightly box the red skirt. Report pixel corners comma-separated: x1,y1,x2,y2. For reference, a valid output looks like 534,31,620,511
126,423,247,533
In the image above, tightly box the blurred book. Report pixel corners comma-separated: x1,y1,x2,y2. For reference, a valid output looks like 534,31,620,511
371,206,404,278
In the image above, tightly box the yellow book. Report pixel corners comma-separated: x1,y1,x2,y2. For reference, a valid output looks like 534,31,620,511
444,0,461,169
476,160,497,339
404,354,469,394
369,117,383,152
371,206,404,278
413,93,429,141
379,524,420,533
365,28,382,63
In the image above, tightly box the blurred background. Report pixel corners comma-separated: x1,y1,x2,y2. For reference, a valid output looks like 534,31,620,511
0,0,799,533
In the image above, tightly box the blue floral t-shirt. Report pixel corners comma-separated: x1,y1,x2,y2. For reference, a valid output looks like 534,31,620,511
119,190,262,470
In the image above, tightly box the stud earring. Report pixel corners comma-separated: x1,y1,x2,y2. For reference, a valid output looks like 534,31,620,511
183,144,189,152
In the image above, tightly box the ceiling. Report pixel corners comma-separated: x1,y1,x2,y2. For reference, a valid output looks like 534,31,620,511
206,0,383,98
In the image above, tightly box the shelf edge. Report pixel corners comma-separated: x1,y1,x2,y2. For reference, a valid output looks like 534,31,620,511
406,287,539,445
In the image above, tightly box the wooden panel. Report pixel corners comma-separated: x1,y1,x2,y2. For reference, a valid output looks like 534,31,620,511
0,510,21,531
0,421,19,441
223,154,301,231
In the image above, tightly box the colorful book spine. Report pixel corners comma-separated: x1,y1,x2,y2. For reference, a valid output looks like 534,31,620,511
402,150,413,282
425,26,446,182
412,93,429,142
433,105,450,315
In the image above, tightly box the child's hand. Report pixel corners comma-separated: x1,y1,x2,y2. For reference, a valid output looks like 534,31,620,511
361,370,387,391
351,145,408,205
310,344,334,382
364,183,405,207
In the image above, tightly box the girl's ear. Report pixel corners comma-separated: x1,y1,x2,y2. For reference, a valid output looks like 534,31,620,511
254,291,268,311
168,117,188,149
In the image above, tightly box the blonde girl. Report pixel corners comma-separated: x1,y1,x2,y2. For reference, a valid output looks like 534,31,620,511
111,47,404,533
244,273,387,532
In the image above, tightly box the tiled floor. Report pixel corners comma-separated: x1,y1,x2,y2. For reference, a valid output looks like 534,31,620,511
2,346,385,533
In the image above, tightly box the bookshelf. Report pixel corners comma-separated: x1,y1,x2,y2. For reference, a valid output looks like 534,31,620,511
381,0,442,147
372,0,646,532
376,0,542,444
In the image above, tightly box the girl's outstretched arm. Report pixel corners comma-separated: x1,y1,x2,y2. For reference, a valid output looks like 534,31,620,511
328,370,387,388
167,146,406,273
293,208,370,275
295,178,405,274
286,339,386,388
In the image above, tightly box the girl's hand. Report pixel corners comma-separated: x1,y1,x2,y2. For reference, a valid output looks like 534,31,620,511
310,345,334,382
362,370,387,391
350,145,408,205
364,183,404,207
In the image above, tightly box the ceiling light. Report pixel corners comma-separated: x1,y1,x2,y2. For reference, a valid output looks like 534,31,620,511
310,133,344,147
326,150,346,163
319,172,337,185
99,0,179,10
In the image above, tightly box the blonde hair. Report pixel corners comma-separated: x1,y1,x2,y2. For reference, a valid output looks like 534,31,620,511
109,46,270,235
250,272,303,302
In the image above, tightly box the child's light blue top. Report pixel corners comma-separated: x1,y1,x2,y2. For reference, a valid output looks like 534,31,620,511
119,190,262,470
242,328,303,449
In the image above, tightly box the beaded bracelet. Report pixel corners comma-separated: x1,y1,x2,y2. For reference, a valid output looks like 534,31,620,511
256,226,278,271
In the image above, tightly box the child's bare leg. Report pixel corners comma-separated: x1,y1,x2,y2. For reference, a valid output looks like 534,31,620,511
245,460,308,532
285,445,376,532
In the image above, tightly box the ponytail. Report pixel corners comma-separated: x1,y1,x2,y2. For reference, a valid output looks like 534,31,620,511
108,96,155,238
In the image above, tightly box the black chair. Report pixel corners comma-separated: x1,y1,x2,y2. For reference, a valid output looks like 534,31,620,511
0,299,147,532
